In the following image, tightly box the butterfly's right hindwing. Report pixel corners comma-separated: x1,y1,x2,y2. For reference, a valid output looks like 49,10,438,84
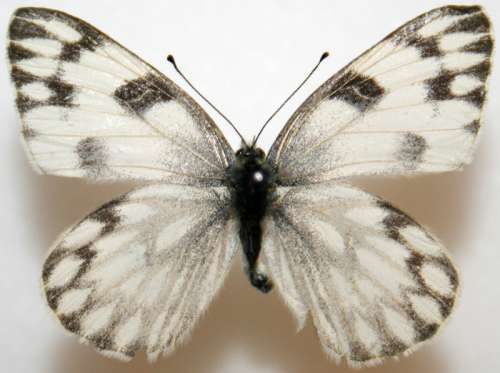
8,7,233,185
42,184,238,361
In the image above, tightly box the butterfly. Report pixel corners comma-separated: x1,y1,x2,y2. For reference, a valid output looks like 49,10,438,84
7,5,493,367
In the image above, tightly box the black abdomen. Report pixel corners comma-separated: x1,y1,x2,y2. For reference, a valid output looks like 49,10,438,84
228,147,274,293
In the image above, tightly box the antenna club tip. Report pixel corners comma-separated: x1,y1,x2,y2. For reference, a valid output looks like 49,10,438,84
320,51,330,61
167,54,176,65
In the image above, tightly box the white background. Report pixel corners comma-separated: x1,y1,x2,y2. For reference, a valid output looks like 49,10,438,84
1,1,499,372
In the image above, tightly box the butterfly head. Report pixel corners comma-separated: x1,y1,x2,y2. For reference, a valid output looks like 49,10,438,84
235,145,265,162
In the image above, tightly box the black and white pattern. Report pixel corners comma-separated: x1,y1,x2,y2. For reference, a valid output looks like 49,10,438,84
42,184,237,361
7,5,493,368
8,7,233,185
262,184,458,366
268,5,492,184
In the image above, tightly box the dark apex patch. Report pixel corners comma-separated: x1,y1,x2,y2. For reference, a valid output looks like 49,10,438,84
464,61,491,82
464,119,480,134
9,17,52,40
8,43,36,62
10,66,37,88
114,74,176,114
76,137,108,177
329,71,385,111
444,13,490,34
396,132,427,164
443,5,481,16
16,93,41,114
462,36,493,55
15,7,56,21
408,36,442,58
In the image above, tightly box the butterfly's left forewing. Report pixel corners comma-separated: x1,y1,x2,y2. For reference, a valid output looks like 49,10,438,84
43,184,238,361
262,184,458,366
8,7,233,185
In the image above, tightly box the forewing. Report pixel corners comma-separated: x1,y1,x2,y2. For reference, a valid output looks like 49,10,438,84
262,184,458,367
8,7,233,185
42,184,237,361
268,5,493,185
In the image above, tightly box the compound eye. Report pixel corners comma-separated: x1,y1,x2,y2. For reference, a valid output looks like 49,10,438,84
236,149,242,156
256,148,265,158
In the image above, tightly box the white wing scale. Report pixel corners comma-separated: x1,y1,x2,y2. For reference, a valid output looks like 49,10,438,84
42,184,237,361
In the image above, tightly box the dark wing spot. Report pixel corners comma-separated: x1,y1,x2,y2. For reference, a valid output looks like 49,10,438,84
46,78,75,107
463,87,486,108
8,42,36,62
89,197,125,234
464,119,480,134
349,341,371,362
396,132,427,165
426,71,454,101
462,36,493,54
16,93,41,113
59,22,104,62
88,331,116,352
9,17,52,40
408,36,442,58
444,13,490,34
464,61,491,82
21,126,37,139
442,5,482,16
381,340,407,357
328,71,385,111
378,200,415,242
59,314,82,334
114,74,176,114
10,66,37,88
76,137,108,177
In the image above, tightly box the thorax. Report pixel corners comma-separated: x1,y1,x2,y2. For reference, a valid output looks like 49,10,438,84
228,147,275,222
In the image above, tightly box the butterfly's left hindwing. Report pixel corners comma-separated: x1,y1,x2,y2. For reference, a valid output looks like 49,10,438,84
262,184,458,367
42,184,238,361
8,7,233,185
268,5,493,185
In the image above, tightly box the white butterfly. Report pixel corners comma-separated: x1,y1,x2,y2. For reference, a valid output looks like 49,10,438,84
7,5,493,367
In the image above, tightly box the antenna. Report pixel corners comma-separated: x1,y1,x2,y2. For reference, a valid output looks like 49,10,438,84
167,54,248,146
251,51,329,147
